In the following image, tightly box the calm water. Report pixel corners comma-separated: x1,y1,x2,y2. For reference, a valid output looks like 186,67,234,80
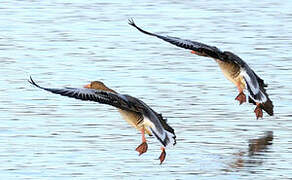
1,0,292,179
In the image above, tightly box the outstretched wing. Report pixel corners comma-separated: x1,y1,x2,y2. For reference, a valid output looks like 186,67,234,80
130,19,273,110
129,19,257,94
28,77,142,113
29,77,176,147
129,18,223,59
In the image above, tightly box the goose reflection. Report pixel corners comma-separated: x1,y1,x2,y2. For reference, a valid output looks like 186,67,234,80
227,131,273,170
248,131,273,156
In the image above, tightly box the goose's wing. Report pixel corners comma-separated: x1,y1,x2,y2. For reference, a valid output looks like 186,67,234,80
129,18,223,59
123,95,176,147
129,19,250,66
28,77,142,113
151,110,176,146
129,19,270,105
222,52,267,103
149,108,175,137
29,77,176,146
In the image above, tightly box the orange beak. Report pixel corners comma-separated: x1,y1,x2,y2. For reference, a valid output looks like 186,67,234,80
191,50,197,54
83,83,91,88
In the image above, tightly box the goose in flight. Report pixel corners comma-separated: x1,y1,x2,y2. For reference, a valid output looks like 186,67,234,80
28,77,176,164
129,19,273,119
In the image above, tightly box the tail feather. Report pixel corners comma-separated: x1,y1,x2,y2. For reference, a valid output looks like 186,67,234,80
246,82,267,103
248,74,274,116
249,90,273,116
261,98,274,116
150,127,176,148
256,74,274,116
152,111,176,146
142,110,176,148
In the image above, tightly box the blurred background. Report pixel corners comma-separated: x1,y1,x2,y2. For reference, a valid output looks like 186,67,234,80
0,0,291,179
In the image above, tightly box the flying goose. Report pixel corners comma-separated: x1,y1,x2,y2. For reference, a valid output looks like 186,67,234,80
28,77,176,164
129,19,273,119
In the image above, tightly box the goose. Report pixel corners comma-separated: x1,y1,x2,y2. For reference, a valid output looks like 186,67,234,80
28,77,176,164
129,19,273,119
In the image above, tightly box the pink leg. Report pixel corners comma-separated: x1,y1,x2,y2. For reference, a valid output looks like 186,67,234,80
135,127,148,156
158,147,166,165
235,83,246,105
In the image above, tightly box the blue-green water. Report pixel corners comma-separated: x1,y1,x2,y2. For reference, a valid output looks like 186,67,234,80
1,0,292,179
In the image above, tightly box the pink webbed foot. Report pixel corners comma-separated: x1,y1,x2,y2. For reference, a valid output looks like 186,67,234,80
135,142,148,156
235,92,246,105
158,147,166,165
254,105,263,119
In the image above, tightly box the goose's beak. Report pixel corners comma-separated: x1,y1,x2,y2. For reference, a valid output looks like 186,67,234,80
83,84,91,88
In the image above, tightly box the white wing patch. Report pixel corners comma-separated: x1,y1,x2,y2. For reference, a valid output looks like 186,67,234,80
240,69,259,95
165,131,176,148
143,115,175,148
240,69,267,103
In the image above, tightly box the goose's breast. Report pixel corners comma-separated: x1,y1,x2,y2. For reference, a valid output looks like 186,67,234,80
216,60,245,88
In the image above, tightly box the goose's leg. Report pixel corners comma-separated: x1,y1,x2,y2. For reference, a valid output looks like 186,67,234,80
254,103,263,119
235,83,246,105
158,147,166,164
135,126,148,156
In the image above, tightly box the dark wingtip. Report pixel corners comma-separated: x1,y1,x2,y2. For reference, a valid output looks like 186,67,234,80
128,18,136,27
261,97,274,116
128,19,162,38
28,76,41,88
173,135,177,146
28,76,34,85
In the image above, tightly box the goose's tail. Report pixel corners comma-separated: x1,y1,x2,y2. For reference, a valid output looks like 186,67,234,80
248,75,274,116
143,112,176,148
150,126,176,148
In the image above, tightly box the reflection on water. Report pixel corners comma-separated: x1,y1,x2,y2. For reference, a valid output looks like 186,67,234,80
249,131,273,156
226,131,274,171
